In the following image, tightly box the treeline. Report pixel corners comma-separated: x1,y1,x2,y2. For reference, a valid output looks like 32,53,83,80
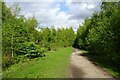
74,2,120,69
2,2,76,68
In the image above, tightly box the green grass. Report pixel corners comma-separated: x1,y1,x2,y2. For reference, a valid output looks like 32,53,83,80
81,50,120,78
2,47,73,78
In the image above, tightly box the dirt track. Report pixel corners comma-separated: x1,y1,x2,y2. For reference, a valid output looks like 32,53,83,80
69,48,115,79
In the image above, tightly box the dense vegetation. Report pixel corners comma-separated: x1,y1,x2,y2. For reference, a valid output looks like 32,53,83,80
74,2,120,75
2,2,76,69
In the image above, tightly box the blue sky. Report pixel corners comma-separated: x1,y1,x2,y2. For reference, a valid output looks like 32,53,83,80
59,2,69,12
5,0,101,32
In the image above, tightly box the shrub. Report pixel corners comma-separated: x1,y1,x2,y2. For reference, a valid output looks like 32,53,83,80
2,55,13,69
2,55,21,69
18,42,45,58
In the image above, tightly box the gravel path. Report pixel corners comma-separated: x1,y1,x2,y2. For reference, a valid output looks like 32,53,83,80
69,48,115,79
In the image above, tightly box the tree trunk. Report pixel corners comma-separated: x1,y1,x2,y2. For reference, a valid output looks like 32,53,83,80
11,34,13,57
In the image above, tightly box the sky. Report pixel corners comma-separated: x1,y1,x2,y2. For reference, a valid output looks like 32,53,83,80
5,0,102,32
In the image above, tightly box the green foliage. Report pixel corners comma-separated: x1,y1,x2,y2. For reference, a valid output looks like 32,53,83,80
75,2,120,72
2,55,24,69
56,27,76,47
2,2,43,68
74,18,91,49
38,27,76,50
18,42,45,58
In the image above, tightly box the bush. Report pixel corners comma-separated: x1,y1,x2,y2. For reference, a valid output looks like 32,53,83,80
2,53,30,69
18,42,45,58
2,55,13,69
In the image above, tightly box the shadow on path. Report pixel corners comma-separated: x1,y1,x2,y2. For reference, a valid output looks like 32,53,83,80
69,48,115,79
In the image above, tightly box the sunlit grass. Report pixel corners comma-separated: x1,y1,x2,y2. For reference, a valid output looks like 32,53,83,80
3,47,73,78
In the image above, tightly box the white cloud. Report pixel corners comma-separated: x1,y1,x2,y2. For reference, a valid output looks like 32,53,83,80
67,2,101,20
5,1,101,32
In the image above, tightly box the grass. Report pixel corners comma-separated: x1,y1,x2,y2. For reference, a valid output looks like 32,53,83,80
81,50,120,79
2,47,73,78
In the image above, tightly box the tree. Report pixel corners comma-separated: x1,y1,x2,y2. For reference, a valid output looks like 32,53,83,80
75,2,120,69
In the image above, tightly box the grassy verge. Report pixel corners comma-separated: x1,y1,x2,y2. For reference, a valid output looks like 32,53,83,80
2,47,73,78
81,50,120,78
